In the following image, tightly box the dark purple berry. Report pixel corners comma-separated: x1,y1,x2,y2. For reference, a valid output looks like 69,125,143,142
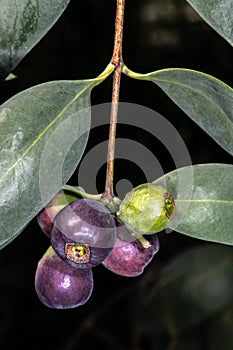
50,198,116,269
102,222,159,277
37,190,81,236
35,246,93,309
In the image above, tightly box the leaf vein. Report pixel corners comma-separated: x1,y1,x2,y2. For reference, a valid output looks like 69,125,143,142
0,80,95,186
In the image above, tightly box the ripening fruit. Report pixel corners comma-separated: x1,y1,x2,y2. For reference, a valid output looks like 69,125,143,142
35,246,93,309
117,183,175,235
37,190,81,236
50,198,116,269
102,221,160,277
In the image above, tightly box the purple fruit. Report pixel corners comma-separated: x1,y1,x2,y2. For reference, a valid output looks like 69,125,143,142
35,246,93,309
50,198,116,269
37,190,81,236
102,222,160,277
37,205,58,237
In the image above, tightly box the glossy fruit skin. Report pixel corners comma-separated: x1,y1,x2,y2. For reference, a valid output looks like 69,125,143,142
37,190,81,236
118,183,175,235
50,198,116,269
102,222,160,277
35,246,93,309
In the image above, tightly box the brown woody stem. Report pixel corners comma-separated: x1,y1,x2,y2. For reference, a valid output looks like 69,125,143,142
102,0,125,202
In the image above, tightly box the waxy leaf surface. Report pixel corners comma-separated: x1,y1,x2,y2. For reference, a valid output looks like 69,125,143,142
0,64,114,249
187,0,233,46
154,164,233,245
0,0,71,77
124,67,233,156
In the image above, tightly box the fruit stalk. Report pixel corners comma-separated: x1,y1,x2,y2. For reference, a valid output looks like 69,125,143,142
103,0,125,202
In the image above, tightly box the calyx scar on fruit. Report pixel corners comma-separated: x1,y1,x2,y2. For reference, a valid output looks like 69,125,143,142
50,198,117,269
117,183,175,235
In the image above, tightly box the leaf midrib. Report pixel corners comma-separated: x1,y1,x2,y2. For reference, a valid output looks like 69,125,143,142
129,67,233,122
147,75,231,120
0,79,96,186
176,199,233,204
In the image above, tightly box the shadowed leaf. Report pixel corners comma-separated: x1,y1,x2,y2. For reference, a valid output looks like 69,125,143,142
139,245,233,333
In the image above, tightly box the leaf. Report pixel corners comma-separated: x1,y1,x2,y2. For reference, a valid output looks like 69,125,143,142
139,244,233,334
0,63,114,249
186,0,233,46
153,163,233,245
123,67,233,156
0,0,71,78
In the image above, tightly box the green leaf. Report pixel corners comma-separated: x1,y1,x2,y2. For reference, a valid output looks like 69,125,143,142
123,67,233,156
186,0,233,46
154,164,233,245
139,244,233,334
0,63,114,249
0,0,71,77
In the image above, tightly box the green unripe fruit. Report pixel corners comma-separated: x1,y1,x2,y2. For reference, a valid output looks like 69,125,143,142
117,183,175,235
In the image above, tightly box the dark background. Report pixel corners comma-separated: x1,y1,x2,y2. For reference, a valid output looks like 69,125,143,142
0,0,232,349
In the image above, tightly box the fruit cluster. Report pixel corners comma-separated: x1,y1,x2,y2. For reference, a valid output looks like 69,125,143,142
35,184,175,309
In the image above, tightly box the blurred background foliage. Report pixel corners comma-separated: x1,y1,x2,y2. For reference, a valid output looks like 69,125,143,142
0,0,232,349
